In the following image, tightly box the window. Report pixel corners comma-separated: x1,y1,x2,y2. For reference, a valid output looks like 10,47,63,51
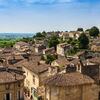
3,93,11,100
17,91,20,100
33,75,35,84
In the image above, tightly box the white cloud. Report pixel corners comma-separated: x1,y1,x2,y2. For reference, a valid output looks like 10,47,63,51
25,0,74,3
0,0,75,7
57,0,74,3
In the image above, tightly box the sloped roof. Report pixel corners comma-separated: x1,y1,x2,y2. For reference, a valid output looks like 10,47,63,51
69,58,80,65
15,41,30,46
44,72,94,87
14,59,50,74
53,56,69,67
0,67,25,84
89,57,100,64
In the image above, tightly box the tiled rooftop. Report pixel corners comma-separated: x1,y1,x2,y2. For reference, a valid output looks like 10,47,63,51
44,72,94,86
0,67,25,84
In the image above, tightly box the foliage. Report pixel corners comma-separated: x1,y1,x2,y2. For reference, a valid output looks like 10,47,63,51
77,28,84,32
42,31,47,36
33,31,47,38
41,55,45,60
78,33,89,49
21,37,32,43
0,37,33,48
46,54,57,64
48,35,59,49
65,46,78,56
35,32,44,37
71,39,79,47
59,37,65,43
66,38,78,47
67,38,73,44
0,39,17,48
89,26,100,37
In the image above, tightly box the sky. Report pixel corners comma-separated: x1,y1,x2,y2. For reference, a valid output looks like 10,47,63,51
0,0,100,33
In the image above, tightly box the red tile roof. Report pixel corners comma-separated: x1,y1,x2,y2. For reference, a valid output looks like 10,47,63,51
44,72,94,86
0,67,25,84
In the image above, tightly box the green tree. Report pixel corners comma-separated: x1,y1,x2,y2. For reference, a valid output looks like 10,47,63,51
48,35,59,49
21,37,32,43
78,33,89,49
34,32,44,38
77,28,84,32
89,26,100,37
67,37,73,44
42,31,47,37
0,39,16,48
66,47,78,56
46,54,57,64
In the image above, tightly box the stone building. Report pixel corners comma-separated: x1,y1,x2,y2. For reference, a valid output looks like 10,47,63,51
59,31,82,40
91,43,100,52
43,47,55,55
0,67,25,100
34,44,46,54
57,43,72,56
82,57,100,84
44,72,95,100
0,52,24,67
51,56,82,73
14,56,57,100
59,32,69,41
51,56,69,68
81,57,100,100
66,58,82,73
14,41,30,52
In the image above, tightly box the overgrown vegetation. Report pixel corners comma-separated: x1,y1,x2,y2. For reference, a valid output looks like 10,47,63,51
0,39,19,48
41,54,57,64
78,33,89,49
89,26,100,37
0,37,34,48
47,35,59,50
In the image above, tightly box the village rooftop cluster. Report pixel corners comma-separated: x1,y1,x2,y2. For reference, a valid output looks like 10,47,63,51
0,26,100,100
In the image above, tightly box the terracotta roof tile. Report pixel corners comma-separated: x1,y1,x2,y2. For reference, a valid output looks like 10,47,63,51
89,57,100,64
15,41,30,46
54,57,69,67
44,72,94,86
14,59,50,74
0,67,25,84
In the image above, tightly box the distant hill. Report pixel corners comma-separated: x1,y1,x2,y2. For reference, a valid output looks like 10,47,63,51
0,33,34,39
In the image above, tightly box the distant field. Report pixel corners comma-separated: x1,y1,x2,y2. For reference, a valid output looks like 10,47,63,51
0,33,34,47
0,39,19,48
0,33,34,39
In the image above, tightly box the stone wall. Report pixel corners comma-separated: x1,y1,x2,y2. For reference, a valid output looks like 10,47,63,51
0,80,24,100
45,84,97,100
